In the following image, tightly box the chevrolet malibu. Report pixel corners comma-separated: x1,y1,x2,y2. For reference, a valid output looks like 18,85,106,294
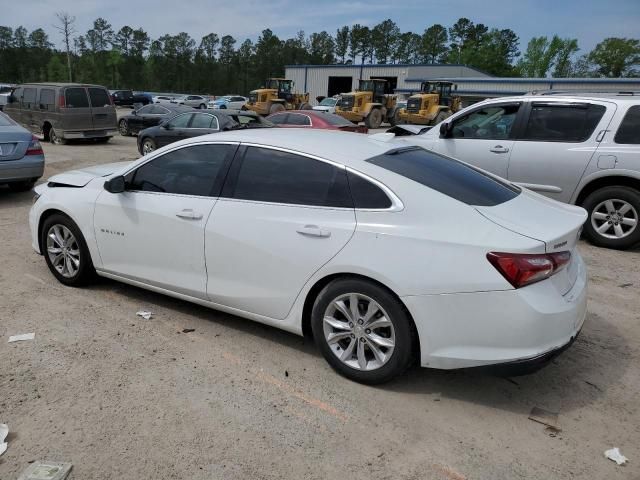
29,129,588,384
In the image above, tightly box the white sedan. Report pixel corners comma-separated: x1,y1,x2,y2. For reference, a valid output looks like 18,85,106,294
29,129,587,384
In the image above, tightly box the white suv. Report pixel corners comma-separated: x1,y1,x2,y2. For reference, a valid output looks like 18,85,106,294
402,93,640,250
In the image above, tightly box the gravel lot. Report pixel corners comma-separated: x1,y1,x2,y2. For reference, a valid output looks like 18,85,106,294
1,126,639,480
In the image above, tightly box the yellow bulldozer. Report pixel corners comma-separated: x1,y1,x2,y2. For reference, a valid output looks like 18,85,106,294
244,78,311,115
335,79,398,129
397,81,461,125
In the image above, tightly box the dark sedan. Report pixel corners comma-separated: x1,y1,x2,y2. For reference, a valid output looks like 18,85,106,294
137,110,270,155
119,104,194,136
111,89,151,107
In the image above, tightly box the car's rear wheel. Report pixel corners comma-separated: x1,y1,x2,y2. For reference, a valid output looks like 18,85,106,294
199,103,206,109
141,137,156,155
49,128,67,145
582,186,640,250
311,278,415,384
119,119,130,136
8,180,35,192
41,214,95,286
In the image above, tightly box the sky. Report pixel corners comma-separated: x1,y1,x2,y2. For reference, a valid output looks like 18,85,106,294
5,0,640,55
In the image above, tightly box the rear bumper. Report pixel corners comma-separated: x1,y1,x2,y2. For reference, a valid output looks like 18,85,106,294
403,251,588,370
0,155,45,183
62,129,118,139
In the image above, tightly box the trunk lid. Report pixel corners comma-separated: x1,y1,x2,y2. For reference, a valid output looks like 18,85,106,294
476,189,587,294
0,126,31,161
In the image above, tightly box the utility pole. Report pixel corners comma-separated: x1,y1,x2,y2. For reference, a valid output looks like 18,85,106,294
54,12,76,82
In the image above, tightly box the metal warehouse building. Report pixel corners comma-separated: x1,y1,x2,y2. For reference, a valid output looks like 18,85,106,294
285,64,640,105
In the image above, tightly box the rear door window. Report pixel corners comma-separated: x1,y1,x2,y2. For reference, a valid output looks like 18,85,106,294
521,103,606,142
268,114,288,125
191,113,216,129
23,87,37,109
88,88,111,107
614,105,640,144
65,88,89,108
228,146,352,208
167,113,192,128
286,114,311,126
366,147,520,206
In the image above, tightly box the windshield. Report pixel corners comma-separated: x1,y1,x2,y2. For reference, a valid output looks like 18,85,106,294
359,80,374,91
319,98,337,106
367,146,520,206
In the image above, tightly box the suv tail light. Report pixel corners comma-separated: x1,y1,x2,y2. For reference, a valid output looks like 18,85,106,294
58,94,65,108
487,251,571,288
26,135,44,156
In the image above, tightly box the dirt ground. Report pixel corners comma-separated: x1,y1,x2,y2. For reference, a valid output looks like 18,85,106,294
1,125,639,480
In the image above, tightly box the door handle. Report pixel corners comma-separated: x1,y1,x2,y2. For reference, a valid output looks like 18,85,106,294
296,225,331,238
175,209,203,220
490,145,510,153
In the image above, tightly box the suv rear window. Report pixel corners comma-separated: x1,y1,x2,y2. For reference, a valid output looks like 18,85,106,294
65,88,89,108
615,105,640,144
88,88,111,107
521,103,606,142
366,147,520,207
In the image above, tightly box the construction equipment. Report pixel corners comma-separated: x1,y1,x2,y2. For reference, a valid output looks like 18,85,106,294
398,81,461,125
244,78,311,115
335,79,398,129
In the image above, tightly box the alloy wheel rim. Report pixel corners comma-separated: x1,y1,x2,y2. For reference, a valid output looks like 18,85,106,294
143,140,155,154
119,120,128,135
591,199,638,239
323,293,395,371
46,224,80,278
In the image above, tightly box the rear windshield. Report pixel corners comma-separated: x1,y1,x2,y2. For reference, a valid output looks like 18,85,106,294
367,147,520,206
322,114,355,126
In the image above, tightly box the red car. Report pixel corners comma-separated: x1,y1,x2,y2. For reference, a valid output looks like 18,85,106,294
266,110,368,133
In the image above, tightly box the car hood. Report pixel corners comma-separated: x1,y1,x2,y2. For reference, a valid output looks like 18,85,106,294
475,188,587,253
47,161,132,187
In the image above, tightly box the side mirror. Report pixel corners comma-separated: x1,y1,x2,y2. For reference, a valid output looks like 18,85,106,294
104,175,125,194
439,122,453,138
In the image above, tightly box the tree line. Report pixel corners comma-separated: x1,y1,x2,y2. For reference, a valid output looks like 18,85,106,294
0,16,638,95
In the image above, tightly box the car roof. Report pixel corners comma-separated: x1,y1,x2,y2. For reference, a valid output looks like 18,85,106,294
16,82,108,88
191,129,400,166
482,92,640,104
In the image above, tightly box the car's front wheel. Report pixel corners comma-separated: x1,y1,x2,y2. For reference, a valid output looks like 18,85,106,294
119,119,130,136
311,278,415,384
41,214,95,286
582,186,640,250
141,137,156,155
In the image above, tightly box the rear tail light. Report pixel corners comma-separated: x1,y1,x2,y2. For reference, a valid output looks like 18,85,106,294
26,135,44,156
487,251,571,288
58,94,65,108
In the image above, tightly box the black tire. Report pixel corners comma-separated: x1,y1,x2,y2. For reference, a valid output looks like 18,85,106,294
199,103,206,109
119,119,130,136
41,213,95,287
269,103,285,114
365,108,383,129
50,128,67,145
219,104,227,109
311,278,415,384
581,186,640,250
141,137,157,155
8,180,36,192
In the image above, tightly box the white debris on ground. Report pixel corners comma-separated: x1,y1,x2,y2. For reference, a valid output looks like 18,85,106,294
16,461,73,480
0,423,8,457
136,311,153,320
604,447,628,465
8,333,35,343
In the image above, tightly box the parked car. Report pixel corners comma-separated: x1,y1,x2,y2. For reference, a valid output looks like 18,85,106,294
30,129,587,384
267,110,368,133
137,109,244,155
4,83,117,144
118,104,194,136
152,95,174,105
400,93,640,250
208,95,247,110
110,89,151,107
172,95,209,109
313,96,340,114
224,109,274,128
0,111,45,191
0,84,13,110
